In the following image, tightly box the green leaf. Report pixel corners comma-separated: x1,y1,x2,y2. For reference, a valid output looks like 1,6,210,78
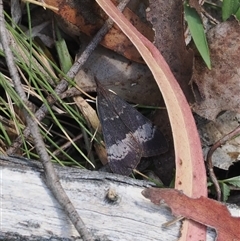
55,24,72,74
184,3,211,69
222,176,240,187
235,7,240,20
220,182,231,202
207,181,213,187
222,0,240,21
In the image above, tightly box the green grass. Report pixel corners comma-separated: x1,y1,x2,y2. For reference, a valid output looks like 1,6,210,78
0,10,98,169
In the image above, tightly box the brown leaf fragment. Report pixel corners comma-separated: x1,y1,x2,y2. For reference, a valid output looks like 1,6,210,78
146,0,194,103
142,188,240,241
189,0,202,16
75,43,161,106
74,96,100,131
192,19,240,120
44,0,154,63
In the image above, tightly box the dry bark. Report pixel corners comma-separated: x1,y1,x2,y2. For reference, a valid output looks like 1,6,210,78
1,157,239,240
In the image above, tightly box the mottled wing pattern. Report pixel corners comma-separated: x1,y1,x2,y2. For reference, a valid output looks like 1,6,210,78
99,86,168,157
97,84,142,175
96,81,168,175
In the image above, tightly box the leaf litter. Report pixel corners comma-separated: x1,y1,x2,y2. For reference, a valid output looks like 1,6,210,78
4,1,240,240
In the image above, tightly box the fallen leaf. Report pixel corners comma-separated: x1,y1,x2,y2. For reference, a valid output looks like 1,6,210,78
146,0,194,103
198,110,240,170
44,0,154,63
192,19,240,120
146,0,194,187
75,43,161,106
142,188,240,241
95,0,207,240
74,96,100,131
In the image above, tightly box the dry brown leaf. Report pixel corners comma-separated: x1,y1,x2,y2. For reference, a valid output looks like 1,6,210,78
142,188,240,241
75,43,161,106
146,0,194,103
198,111,240,170
44,0,154,63
192,19,240,120
146,0,194,186
74,96,100,131
94,142,108,165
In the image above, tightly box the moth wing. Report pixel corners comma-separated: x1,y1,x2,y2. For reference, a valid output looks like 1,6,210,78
105,91,168,157
97,90,142,175
132,122,168,157
106,134,142,176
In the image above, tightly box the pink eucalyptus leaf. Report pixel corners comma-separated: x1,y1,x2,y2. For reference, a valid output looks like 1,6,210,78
95,1,207,240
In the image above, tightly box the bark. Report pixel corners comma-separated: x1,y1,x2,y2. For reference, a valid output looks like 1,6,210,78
1,157,239,240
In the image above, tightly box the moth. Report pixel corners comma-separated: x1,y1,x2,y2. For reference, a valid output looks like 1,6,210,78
96,81,168,175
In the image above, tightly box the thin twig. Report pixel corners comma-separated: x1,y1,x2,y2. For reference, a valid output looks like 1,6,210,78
2,0,131,239
52,134,83,157
7,0,130,154
23,0,59,11
206,125,240,201
0,2,94,240
201,7,219,25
